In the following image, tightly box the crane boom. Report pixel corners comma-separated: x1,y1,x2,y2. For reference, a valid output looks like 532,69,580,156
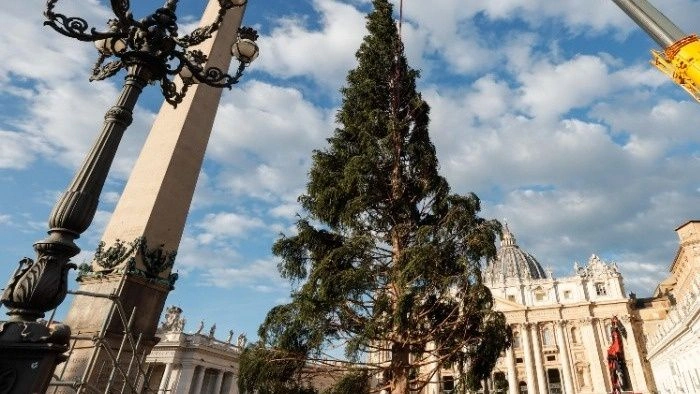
612,0,700,102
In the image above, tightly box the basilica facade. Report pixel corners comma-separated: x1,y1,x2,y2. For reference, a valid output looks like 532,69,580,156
470,226,656,394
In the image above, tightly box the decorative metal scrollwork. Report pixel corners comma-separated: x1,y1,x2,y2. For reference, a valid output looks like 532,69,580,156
44,0,256,107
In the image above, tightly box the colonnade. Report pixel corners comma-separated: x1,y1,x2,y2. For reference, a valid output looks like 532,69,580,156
503,320,605,394
149,362,238,394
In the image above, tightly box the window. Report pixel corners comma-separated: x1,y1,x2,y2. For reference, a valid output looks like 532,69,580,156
571,327,580,344
564,290,571,299
534,286,546,302
595,282,607,296
516,357,524,364
442,376,454,393
546,355,556,362
542,328,553,346
508,295,516,302
513,332,521,349
547,369,562,394
493,372,507,393
519,381,528,394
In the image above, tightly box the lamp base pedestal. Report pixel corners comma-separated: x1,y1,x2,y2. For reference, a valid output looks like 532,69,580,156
0,320,70,394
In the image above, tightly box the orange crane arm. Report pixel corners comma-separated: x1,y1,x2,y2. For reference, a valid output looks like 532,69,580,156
612,0,700,102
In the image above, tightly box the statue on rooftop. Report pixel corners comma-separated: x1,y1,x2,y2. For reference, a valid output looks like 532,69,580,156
160,306,185,333
237,332,247,347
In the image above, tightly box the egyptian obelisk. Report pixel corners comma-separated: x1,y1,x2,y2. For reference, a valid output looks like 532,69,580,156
56,1,248,390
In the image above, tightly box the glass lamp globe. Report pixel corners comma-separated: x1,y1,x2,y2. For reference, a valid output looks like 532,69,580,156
94,37,127,55
232,39,259,64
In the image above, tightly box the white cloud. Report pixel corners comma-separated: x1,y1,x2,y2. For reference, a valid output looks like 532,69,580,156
200,258,287,288
255,0,366,89
0,214,12,225
209,80,333,200
0,1,109,84
0,130,49,169
517,55,612,119
270,201,302,219
173,235,286,291
196,211,266,242
0,1,157,180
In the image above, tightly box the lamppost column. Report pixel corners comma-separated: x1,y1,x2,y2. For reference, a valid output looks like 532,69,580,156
49,63,150,244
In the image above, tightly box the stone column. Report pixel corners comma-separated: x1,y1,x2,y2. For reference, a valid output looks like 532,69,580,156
580,318,607,393
505,345,518,394
175,363,196,394
158,362,174,393
555,321,575,394
620,316,649,393
423,341,441,394
56,2,249,391
521,323,539,394
530,323,548,394
228,374,238,394
168,365,182,392
192,366,206,394
213,369,224,394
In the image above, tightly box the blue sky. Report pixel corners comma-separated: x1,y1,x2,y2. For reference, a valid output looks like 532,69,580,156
1,0,700,342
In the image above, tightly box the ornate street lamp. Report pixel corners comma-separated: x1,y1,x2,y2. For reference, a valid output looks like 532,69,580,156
0,0,258,390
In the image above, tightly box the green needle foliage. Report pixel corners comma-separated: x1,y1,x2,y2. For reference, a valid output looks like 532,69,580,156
238,1,511,393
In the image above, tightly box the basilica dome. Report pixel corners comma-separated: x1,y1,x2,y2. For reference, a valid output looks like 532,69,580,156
483,225,546,283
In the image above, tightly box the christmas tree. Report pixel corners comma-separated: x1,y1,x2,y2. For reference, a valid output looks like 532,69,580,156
239,1,511,393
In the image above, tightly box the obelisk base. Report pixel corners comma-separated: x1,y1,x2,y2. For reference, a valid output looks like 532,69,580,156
54,274,169,392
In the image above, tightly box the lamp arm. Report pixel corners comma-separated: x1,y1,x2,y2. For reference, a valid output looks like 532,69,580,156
44,0,124,42
110,0,132,24
160,77,192,107
175,0,245,48
176,49,247,88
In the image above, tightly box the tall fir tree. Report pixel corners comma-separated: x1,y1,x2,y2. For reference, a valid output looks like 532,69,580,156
238,1,511,393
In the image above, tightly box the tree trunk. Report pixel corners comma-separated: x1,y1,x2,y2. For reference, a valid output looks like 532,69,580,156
390,343,410,394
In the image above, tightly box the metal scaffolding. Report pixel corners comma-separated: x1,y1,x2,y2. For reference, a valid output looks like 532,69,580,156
47,282,158,394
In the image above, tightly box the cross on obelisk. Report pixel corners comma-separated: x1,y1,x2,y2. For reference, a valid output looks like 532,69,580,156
55,1,248,390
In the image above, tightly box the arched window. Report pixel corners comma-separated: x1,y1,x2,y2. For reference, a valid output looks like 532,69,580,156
513,331,521,348
493,372,508,393
542,327,553,346
604,320,612,343
519,381,528,394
